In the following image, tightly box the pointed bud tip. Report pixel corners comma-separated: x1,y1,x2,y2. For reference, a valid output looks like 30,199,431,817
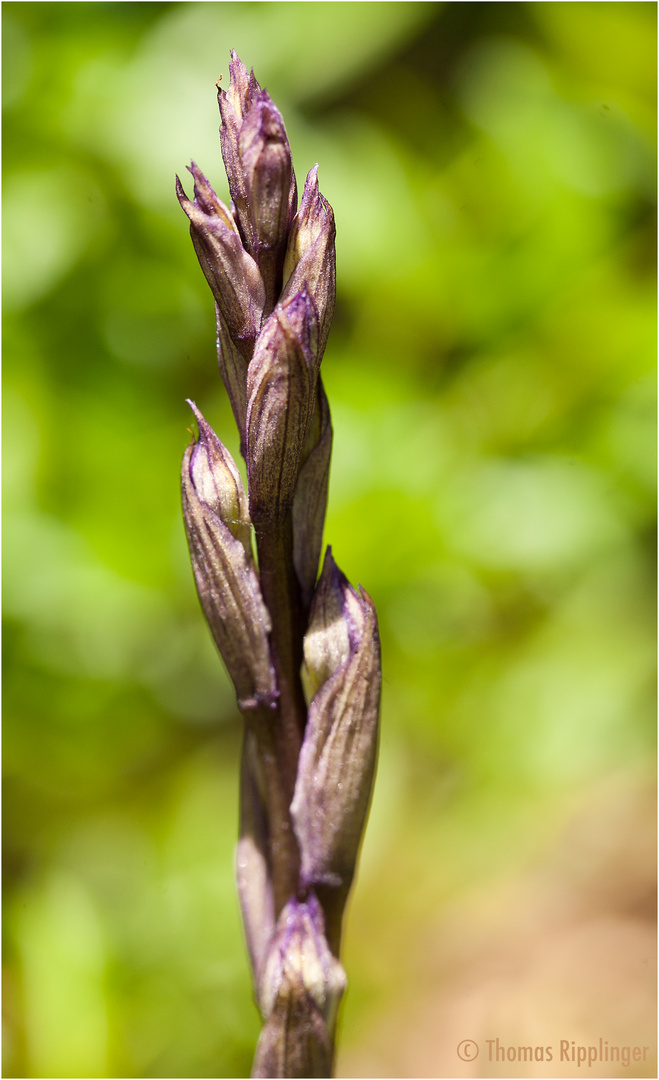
186,398,207,436
185,163,226,215
300,163,332,214
185,398,213,452
319,544,348,595
176,165,218,216
220,50,260,117
301,548,354,701
357,582,376,608
187,160,202,184
186,402,230,474
302,164,320,199
229,47,246,71
273,287,319,360
281,286,319,333
280,284,313,316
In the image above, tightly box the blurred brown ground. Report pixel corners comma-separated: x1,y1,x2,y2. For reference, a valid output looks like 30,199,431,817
339,770,656,1079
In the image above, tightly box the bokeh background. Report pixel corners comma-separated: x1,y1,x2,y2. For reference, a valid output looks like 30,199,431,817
3,3,656,1077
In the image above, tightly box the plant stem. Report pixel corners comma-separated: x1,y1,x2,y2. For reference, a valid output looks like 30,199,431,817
253,511,308,914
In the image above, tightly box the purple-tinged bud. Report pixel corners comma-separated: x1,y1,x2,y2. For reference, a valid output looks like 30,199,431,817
246,290,319,526
218,53,297,312
219,50,260,128
291,550,381,892
293,380,332,608
218,51,261,248
181,405,276,709
176,164,265,359
187,401,251,554
238,92,297,311
257,892,345,1021
252,891,345,1079
283,166,336,362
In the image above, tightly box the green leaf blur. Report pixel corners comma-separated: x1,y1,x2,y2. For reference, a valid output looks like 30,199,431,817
3,3,656,1078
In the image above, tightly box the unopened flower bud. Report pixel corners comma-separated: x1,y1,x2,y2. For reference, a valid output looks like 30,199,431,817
187,400,251,554
252,892,345,1078
258,891,345,1020
299,547,351,703
291,549,381,892
182,406,276,708
176,163,265,358
220,48,259,122
218,55,297,312
240,94,297,305
283,165,336,360
218,51,261,248
246,289,318,525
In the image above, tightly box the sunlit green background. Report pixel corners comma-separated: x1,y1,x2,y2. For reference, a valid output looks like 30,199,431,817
3,3,656,1078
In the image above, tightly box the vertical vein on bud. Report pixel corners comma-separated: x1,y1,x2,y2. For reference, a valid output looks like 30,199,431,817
292,379,332,609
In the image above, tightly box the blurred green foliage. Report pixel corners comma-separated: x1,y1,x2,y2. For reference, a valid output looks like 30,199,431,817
3,3,655,1077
